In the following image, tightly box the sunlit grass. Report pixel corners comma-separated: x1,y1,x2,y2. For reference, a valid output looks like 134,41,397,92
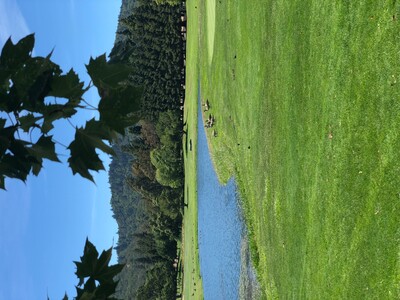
205,0,215,64
190,0,400,298
180,0,203,299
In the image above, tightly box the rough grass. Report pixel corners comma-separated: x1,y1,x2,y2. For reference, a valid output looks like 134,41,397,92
188,0,400,298
180,0,203,299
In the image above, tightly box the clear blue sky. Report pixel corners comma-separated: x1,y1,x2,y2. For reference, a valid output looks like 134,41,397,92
0,0,122,299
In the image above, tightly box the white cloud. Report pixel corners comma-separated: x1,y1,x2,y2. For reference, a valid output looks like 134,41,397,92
0,0,30,46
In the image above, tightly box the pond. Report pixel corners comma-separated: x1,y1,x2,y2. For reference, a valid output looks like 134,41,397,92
197,90,259,299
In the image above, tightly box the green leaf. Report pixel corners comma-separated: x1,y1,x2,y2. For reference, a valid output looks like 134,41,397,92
83,278,96,293
62,292,68,300
95,264,125,285
94,247,113,278
26,69,54,106
18,113,41,132
86,54,133,91
9,55,60,112
9,139,30,158
98,86,142,134
0,35,47,115
94,280,119,298
75,287,84,299
0,175,5,190
77,291,95,300
0,153,31,182
0,124,14,157
30,135,60,162
0,118,6,128
0,34,35,71
0,137,42,181
0,64,9,88
0,92,7,112
0,127,36,188
74,239,99,285
86,55,143,134
41,104,77,134
72,240,123,300
30,158,42,176
48,69,86,104
67,119,116,181
41,121,54,134
80,119,117,154
40,104,64,133
2,85,22,112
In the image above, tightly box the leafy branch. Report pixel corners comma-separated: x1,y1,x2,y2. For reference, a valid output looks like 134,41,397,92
0,34,143,189
48,239,124,300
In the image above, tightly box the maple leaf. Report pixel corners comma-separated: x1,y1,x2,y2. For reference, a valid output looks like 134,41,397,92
67,119,116,181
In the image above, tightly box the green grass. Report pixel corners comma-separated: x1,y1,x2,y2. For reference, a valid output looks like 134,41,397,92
185,0,400,298
180,0,203,299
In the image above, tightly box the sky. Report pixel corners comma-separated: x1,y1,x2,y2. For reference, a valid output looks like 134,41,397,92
0,0,122,299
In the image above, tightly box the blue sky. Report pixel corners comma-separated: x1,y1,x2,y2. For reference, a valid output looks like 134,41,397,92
0,0,122,299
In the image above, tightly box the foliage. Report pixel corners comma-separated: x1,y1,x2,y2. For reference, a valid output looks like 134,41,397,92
0,34,142,188
120,0,185,121
135,262,176,299
154,0,182,7
150,110,183,189
73,239,124,300
151,147,182,188
51,239,124,300
106,1,186,298
109,129,182,299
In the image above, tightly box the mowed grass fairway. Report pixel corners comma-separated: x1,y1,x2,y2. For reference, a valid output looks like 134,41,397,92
185,0,400,298
180,0,203,298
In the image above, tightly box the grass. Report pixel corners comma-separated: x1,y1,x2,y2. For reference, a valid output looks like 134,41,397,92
185,0,400,298
180,0,203,299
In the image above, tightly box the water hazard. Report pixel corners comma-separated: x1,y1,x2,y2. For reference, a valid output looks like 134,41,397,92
196,91,245,299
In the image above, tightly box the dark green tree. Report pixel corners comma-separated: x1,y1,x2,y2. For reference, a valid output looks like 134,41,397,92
105,1,186,297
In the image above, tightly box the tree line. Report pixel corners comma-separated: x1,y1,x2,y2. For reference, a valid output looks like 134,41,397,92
108,0,186,299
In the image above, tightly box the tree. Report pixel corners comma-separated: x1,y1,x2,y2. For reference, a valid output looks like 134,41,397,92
154,0,182,7
0,34,143,189
149,110,183,188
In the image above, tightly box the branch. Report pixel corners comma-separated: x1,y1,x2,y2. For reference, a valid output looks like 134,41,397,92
81,99,98,110
51,137,68,149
